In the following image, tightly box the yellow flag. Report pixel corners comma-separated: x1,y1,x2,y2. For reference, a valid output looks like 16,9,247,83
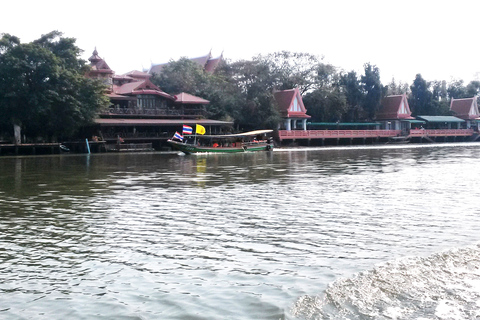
196,124,206,135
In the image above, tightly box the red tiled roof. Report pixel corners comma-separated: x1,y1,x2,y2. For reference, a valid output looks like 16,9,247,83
88,48,113,74
377,94,414,120
114,81,145,95
174,92,210,104
88,48,102,63
450,97,479,119
113,74,135,81
190,52,212,66
122,70,151,79
205,54,223,73
106,93,136,100
148,63,167,75
113,79,174,100
273,88,311,118
148,51,221,75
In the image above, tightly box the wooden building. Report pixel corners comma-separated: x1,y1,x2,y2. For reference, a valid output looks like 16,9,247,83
84,49,232,150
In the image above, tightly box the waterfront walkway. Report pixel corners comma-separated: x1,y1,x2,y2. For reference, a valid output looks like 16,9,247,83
278,129,475,142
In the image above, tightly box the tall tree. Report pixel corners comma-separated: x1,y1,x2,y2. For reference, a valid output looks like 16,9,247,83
255,51,324,94
303,66,347,122
447,79,468,99
0,31,109,142
386,78,410,96
466,80,480,97
409,74,434,115
151,58,243,121
361,63,384,120
228,59,280,130
340,71,364,121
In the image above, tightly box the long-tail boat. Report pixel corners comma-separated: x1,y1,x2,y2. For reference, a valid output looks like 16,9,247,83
167,129,274,154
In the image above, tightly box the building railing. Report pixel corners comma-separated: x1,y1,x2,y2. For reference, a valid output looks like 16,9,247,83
105,143,154,152
101,107,206,117
409,129,474,137
278,130,402,140
101,132,172,140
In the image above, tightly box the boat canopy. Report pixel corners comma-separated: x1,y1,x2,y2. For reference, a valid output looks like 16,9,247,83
200,129,273,138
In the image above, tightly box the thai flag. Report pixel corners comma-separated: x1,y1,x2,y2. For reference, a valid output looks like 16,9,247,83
183,125,193,134
173,131,183,141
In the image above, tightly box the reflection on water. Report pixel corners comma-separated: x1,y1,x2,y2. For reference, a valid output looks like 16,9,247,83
1,144,480,319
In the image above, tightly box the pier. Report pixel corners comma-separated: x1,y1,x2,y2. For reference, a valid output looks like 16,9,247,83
0,143,62,156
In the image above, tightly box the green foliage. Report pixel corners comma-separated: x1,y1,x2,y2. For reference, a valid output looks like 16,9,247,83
304,65,346,122
0,31,109,142
255,51,323,94
340,71,364,121
145,50,480,129
386,78,410,96
361,63,384,120
226,59,280,130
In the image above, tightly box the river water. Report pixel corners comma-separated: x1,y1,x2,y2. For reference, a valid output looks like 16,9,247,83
1,143,480,319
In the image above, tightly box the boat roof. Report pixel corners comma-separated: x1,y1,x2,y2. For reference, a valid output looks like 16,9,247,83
201,129,273,138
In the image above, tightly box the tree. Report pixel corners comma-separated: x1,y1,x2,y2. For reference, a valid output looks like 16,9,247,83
151,58,243,121
0,31,109,142
227,59,280,130
447,79,468,99
340,71,364,121
386,78,410,96
151,57,208,95
466,80,480,97
409,74,434,115
255,51,324,94
303,66,347,122
361,63,384,120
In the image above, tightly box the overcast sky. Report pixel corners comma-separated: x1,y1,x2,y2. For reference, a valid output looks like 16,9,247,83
2,0,479,85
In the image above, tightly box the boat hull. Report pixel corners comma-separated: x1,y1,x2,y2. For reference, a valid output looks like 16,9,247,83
167,140,273,154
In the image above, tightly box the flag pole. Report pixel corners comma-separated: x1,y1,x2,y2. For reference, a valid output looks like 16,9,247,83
194,125,197,145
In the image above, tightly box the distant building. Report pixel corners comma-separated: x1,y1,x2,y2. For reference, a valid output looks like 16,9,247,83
450,97,479,129
148,50,223,75
376,94,418,132
274,88,311,130
85,49,232,149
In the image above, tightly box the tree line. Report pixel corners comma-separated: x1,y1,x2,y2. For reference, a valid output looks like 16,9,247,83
2,31,480,143
0,31,109,143
154,52,480,130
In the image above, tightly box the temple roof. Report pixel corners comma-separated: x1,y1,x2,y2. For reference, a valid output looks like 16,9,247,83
148,50,223,75
274,88,311,119
205,53,223,73
377,94,414,120
122,70,151,79
113,79,174,100
174,92,210,104
450,97,479,120
87,48,113,75
88,48,102,63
